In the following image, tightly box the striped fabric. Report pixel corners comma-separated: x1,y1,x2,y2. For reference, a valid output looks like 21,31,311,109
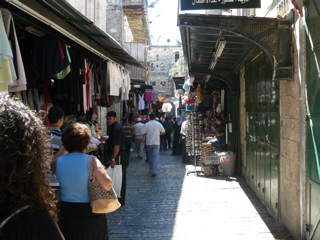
122,123,133,139
47,126,62,155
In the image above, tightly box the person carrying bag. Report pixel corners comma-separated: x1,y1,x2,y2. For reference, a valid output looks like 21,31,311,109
106,157,123,198
55,123,114,240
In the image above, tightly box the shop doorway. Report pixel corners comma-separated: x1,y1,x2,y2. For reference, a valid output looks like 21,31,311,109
245,53,280,218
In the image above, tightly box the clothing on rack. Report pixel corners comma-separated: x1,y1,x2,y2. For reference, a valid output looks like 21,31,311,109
138,94,145,110
0,8,27,92
0,9,14,91
145,89,152,103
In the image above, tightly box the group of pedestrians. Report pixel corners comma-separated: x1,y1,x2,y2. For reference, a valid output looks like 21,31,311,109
0,91,187,240
0,93,122,240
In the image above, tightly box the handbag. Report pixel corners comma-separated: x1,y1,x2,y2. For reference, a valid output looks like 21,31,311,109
87,155,121,213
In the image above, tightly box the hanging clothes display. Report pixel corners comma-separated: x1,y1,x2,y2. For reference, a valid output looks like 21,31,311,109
31,35,66,79
0,9,14,91
138,94,145,110
151,90,156,103
145,89,152,103
108,61,120,96
125,72,131,100
0,8,27,92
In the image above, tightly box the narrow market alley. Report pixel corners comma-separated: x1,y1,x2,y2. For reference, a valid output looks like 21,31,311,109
107,148,294,240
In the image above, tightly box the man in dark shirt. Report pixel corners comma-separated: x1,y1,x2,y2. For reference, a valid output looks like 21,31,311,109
209,117,226,152
106,111,127,206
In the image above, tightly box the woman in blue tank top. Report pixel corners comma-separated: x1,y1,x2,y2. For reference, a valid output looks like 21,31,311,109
55,123,112,240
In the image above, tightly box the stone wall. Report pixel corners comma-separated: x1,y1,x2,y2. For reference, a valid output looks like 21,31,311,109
67,0,106,33
106,0,123,44
279,18,304,239
147,46,183,96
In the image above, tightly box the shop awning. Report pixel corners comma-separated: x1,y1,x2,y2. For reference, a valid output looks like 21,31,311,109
4,0,144,68
178,14,293,90
131,83,153,91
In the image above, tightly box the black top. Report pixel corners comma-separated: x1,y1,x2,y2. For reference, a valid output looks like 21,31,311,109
1,207,64,240
107,122,126,155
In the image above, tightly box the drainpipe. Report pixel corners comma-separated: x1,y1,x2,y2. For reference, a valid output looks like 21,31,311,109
298,12,307,240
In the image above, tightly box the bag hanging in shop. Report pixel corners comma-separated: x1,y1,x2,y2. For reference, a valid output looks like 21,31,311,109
185,92,195,104
87,156,121,213
186,104,194,111
216,104,222,113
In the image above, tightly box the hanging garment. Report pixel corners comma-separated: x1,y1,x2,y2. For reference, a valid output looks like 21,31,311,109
84,60,91,112
151,90,156,103
53,43,71,79
7,8,27,92
145,89,152,103
31,35,65,79
138,94,145,110
0,9,13,85
107,61,119,96
121,67,126,98
2,9,17,84
125,72,131,100
196,85,204,102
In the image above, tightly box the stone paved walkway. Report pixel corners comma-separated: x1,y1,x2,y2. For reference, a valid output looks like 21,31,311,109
107,148,294,240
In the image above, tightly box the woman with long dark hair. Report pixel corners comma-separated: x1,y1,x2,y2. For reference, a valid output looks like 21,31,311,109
0,92,64,240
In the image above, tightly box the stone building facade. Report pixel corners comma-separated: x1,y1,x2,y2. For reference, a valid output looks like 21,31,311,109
147,45,184,97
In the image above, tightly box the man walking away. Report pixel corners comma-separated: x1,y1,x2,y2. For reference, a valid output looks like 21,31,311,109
133,118,144,159
141,112,165,177
122,117,133,165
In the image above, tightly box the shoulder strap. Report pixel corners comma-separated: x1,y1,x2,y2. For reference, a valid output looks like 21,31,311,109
0,205,31,229
87,155,93,179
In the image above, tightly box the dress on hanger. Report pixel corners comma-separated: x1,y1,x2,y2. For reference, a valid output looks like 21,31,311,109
138,94,145,110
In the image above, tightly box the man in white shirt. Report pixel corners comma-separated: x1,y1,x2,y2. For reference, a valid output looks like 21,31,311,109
141,112,165,177
133,118,145,159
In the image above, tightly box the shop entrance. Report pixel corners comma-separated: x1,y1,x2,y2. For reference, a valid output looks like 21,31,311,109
245,53,280,217
305,1,320,239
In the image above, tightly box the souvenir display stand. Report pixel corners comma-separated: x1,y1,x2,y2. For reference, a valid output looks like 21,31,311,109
186,110,204,176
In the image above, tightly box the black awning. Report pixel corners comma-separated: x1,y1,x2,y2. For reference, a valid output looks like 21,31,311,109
4,0,143,68
131,83,153,91
178,14,292,90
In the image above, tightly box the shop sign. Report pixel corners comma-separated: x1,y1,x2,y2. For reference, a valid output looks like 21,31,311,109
173,77,185,90
180,0,261,10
